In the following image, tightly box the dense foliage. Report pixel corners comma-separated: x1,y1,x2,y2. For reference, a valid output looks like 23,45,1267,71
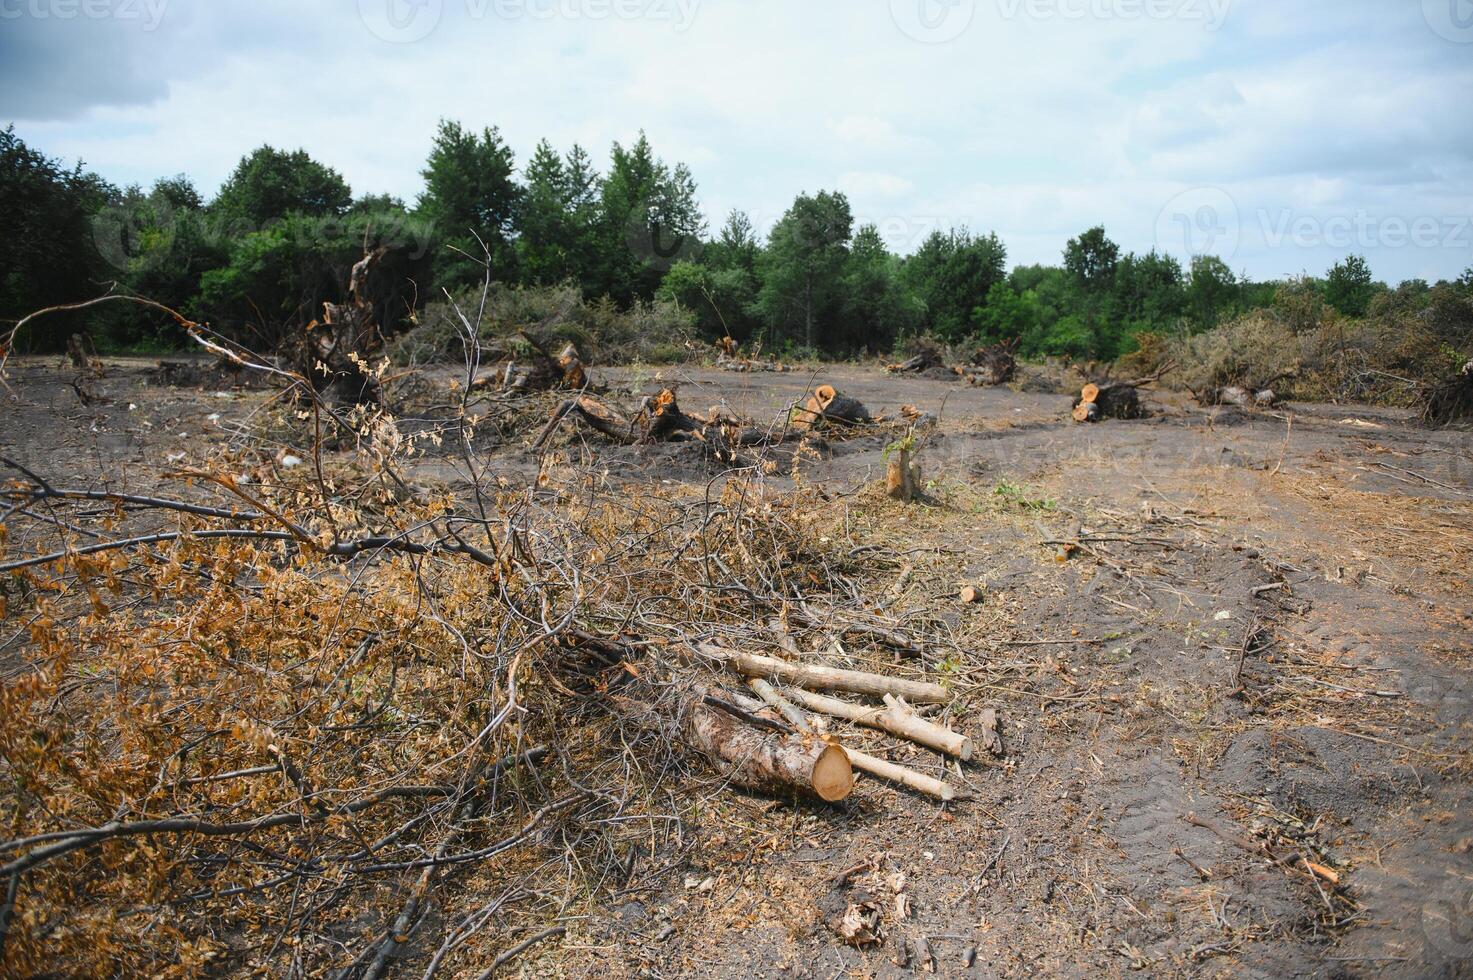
1,123,1470,386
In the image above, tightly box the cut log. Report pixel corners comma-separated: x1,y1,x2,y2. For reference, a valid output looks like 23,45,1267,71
683,694,853,802
746,680,957,801
792,385,872,431
1072,382,1141,423
959,585,984,605
705,645,950,704
786,688,973,760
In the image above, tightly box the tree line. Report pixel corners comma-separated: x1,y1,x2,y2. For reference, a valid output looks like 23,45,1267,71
2,123,1468,358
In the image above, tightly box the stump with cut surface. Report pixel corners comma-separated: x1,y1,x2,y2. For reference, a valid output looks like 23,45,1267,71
683,697,854,803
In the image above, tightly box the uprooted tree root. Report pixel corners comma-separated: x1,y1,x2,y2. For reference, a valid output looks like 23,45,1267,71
1420,359,1473,427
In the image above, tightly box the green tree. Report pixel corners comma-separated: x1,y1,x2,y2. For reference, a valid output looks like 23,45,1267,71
211,145,351,226
1063,226,1119,293
94,176,225,347
595,132,704,305
756,190,853,350
1324,254,1376,317
1186,255,1238,330
417,120,521,288
705,209,759,274
973,281,1039,345
0,127,116,349
839,224,923,353
901,228,1008,341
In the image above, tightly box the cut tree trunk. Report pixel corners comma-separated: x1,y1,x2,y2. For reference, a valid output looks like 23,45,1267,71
683,694,853,802
1072,381,1141,422
792,385,872,431
745,680,956,801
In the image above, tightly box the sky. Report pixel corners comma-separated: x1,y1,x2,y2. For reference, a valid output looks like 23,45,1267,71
3,0,1471,284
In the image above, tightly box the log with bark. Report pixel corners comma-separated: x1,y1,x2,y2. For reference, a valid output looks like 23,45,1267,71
683,691,854,802
705,644,950,704
792,384,873,431
745,680,957,801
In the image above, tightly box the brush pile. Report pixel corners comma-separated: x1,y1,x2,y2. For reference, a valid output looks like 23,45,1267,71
0,301,977,978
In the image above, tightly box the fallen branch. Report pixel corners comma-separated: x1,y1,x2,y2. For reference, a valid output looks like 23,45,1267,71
704,645,949,704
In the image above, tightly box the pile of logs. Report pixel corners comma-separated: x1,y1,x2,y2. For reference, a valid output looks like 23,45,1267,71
532,383,880,462
715,336,791,373
885,346,948,378
690,644,993,803
473,335,594,393
956,339,1018,387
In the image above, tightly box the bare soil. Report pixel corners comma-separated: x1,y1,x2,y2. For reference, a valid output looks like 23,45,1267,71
3,357,1472,978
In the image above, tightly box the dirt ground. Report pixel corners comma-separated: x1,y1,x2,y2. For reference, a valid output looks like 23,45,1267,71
3,357,1472,978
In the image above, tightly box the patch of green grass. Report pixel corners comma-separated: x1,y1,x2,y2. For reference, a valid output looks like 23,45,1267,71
991,480,1057,511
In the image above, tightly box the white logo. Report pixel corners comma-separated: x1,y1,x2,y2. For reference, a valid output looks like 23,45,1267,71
359,0,443,43
1155,187,1241,260
891,0,975,43
1423,887,1473,960
1424,0,1473,42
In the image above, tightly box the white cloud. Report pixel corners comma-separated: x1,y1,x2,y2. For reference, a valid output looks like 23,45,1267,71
5,0,1470,282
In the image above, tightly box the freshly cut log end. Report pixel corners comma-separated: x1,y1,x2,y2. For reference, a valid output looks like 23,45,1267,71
793,385,872,431
1079,383,1100,405
683,698,854,803
811,744,857,802
959,585,984,605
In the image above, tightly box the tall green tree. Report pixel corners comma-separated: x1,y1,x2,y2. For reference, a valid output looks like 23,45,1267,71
417,120,521,288
1063,226,1120,293
1325,254,1376,317
0,127,116,348
1186,255,1238,330
840,224,922,353
901,228,1008,341
756,190,853,350
211,145,351,226
596,132,705,305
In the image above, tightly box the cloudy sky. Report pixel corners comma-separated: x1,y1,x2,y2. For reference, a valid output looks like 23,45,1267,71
4,0,1471,283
